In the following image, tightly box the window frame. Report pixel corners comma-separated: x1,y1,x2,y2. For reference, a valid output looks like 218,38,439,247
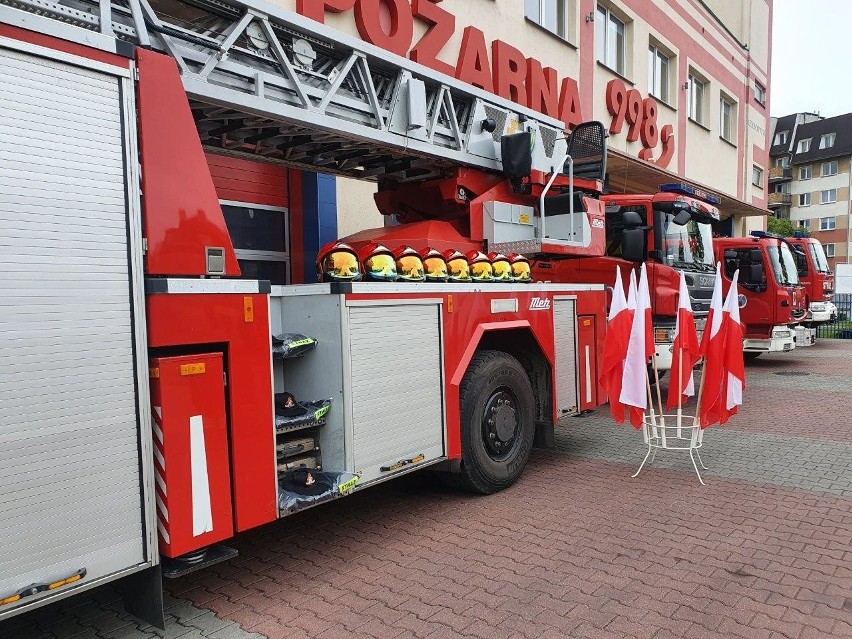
525,0,568,40
799,219,811,230
821,160,838,177
751,165,763,188
596,4,626,75
720,95,736,143
821,189,837,205
797,138,812,154
774,130,789,146
799,165,812,180
799,193,811,207
824,243,836,258
219,199,291,285
754,81,766,106
647,43,670,104
819,133,836,149
687,72,706,125
819,216,836,231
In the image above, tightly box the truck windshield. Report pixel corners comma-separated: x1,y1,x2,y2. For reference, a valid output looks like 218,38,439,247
808,241,831,273
767,243,800,285
661,215,715,272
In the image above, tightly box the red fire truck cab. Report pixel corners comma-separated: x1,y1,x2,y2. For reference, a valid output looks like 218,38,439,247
786,235,837,324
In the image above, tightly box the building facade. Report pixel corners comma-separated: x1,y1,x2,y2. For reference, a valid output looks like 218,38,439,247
769,112,852,269
205,0,774,281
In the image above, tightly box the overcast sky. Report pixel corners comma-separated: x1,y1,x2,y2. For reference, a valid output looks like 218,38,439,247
771,0,852,118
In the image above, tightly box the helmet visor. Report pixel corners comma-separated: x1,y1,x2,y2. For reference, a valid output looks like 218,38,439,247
511,261,531,282
447,257,470,281
364,253,397,279
492,259,512,281
424,256,449,280
397,255,425,280
322,250,360,280
470,261,493,281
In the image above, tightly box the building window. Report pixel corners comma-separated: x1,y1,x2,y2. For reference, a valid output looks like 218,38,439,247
797,138,811,153
821,189,837,204
799,219,811,230
774,130,789,146
819,133,836,149
775,182,790,194
774,156,790,168
754,81,766,105
825,243,836,258
799,166,812,180
647,44,670,103
220,201,290,285
720,96,736,143
821,160,839,176
752,165,763,188
525,0,567,39
687,73,705,124
820,216,836,230
799,193,811,206
596,4,625,75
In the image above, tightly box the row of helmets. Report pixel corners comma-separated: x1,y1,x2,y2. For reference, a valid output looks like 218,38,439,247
317,242,533,284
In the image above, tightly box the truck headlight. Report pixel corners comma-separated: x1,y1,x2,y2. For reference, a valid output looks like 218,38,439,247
774,329,792,338
810,302,826,312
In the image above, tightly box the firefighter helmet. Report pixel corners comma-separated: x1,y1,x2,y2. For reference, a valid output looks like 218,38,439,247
420,247,449,282
358,243,398,281
316,241,361,282
507,253,532,283
443,249,471,282
393,246,426,282
488,251,513,282
465,250,493,282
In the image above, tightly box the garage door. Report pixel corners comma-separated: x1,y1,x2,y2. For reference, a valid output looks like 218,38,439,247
0,44,148,613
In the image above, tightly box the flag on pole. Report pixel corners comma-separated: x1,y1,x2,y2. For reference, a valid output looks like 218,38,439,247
620,264,652,429
599,266,633,424
719,270,746,423
666,270,702,409
698,263,727,427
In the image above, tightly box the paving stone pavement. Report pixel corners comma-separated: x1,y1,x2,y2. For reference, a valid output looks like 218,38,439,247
2,341,851,639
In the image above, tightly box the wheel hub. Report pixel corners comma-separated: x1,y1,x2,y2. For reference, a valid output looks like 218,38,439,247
483,390,519,459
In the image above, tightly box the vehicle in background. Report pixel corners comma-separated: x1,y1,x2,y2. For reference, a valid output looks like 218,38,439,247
785,234,837,324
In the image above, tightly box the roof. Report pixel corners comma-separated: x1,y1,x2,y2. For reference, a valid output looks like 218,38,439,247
605,150,767,219
790,113,852,164
769,114,797,155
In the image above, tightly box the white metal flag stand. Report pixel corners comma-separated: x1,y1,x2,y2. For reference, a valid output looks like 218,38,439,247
631,351,709,485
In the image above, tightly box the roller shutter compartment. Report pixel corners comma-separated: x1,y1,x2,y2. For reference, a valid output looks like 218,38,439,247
553,298,578,414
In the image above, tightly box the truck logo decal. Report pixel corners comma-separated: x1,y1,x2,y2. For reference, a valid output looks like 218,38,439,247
738,294,747,308
592,219,605,228
529,297,551,310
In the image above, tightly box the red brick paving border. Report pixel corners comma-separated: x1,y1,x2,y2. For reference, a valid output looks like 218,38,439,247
168,454,852,639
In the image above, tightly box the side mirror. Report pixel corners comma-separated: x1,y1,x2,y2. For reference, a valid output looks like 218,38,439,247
500,131,532,179
672,209,692,226
621,227,647,262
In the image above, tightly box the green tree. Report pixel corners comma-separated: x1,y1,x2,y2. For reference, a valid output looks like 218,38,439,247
767,216,810,237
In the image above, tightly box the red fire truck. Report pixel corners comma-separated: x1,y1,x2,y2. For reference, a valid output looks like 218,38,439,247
786,235,837,325
713,234,808,359
529,183,720,372
0,0,610,626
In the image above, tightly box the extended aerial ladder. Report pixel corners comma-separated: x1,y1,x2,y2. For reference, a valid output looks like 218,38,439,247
1,0,607,255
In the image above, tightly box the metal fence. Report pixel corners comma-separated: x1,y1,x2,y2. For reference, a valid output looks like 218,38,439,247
816,293,852,339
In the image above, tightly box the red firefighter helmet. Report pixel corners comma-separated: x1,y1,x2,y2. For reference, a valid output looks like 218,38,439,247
443,249,471,282
465,250,493,282
507,253,532,283
393,246,426,282
358,243,398,281
316,241,361,282
420,247,449,282
488,251,513,282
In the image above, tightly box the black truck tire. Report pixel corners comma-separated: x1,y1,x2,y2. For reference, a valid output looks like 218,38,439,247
456,350,536,494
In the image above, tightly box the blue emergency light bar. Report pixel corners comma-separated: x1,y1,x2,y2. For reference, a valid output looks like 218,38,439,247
660,182,722,205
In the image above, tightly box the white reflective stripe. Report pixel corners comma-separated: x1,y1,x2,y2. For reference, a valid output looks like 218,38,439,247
155,493,168,522
152,406,163,445
584,345,592,404
154,469,167,496
157,517,170,545
153,445,165,471
189,415,213,536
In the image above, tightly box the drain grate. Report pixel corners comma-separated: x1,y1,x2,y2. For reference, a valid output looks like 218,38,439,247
773,371,811,377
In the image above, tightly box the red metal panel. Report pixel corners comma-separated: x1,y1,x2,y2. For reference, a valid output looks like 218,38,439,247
576,315,598,410
206,154,289,208
136,49,240,277
0,23,130,68
147,293,276,531
149,353,233,557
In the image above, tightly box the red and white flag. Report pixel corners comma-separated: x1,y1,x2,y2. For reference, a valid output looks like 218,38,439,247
667,270,702,410
719,270,746,423
620,265,652,429
599,266,633,424
698,263,726,427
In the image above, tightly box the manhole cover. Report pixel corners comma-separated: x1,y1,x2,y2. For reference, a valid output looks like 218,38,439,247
773,371,811,377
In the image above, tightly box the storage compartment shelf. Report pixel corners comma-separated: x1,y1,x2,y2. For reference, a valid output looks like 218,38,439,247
277,470,360,516
273,398,332,435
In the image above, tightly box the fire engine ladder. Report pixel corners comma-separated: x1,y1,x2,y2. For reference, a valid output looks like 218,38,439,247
0,0,577,186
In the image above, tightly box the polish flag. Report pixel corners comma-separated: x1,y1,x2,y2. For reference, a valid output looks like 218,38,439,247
698,263,726,427
599,266,633,424
620,265,652,429
666,271,702,410
719,270,746,423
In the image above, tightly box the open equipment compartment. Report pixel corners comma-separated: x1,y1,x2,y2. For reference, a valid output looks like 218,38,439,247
269,284,447,514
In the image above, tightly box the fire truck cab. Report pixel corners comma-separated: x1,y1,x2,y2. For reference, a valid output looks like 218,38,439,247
786,235,837,324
